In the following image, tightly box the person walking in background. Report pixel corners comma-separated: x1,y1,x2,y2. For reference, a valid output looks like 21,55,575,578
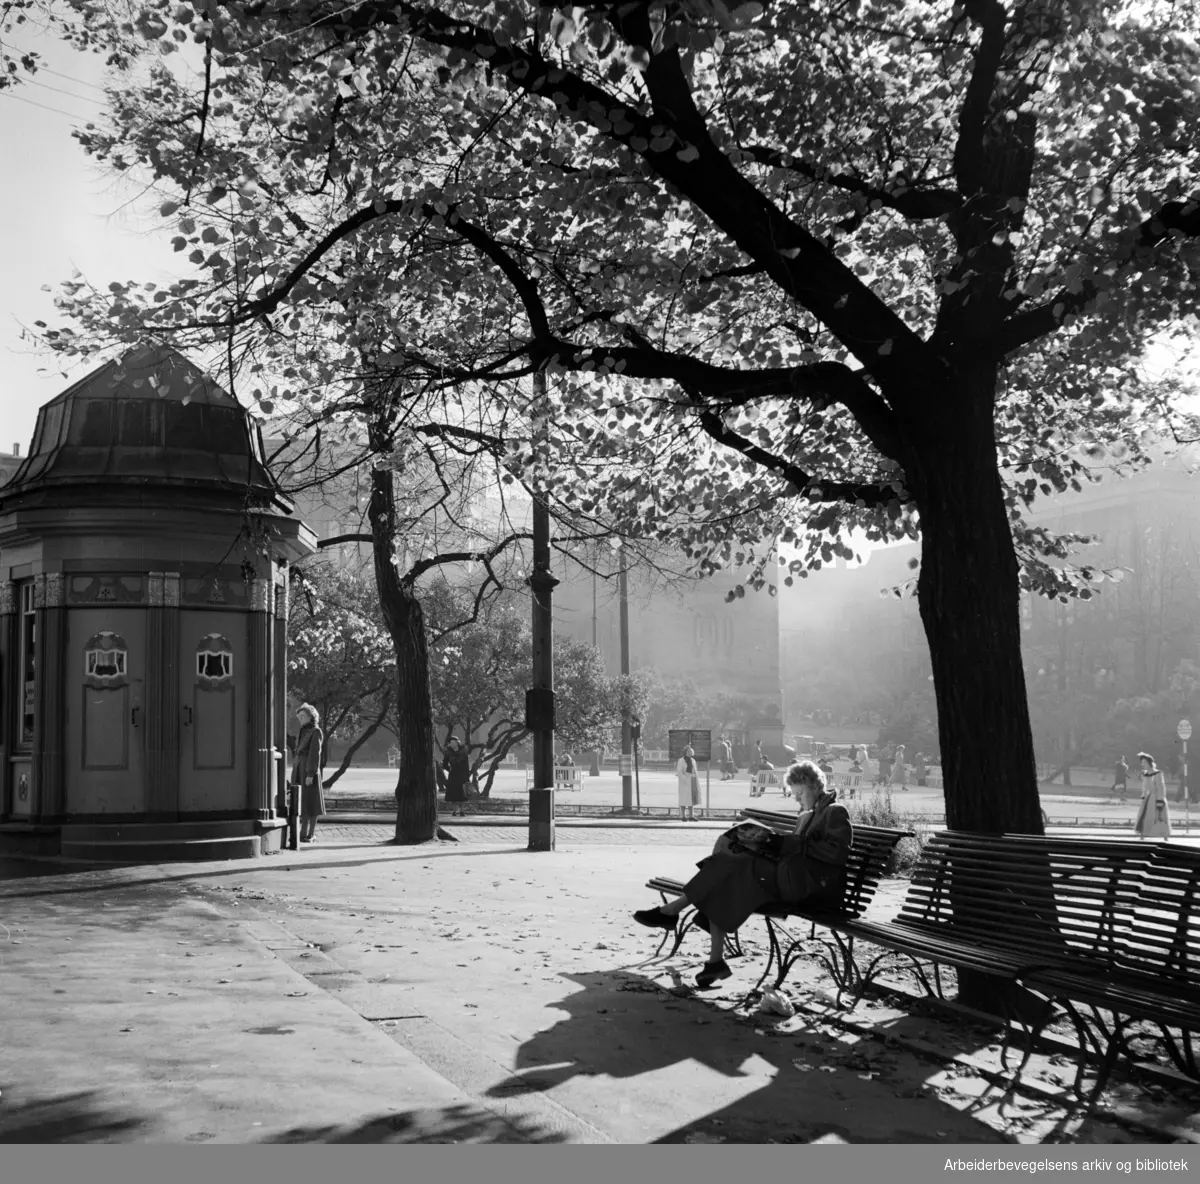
893,744,907,791
292,703,325,844
719,735,735,781
1134,752,1172,839
440,735,471,818
676,744,701,821
878,746,893,787
1110,755,1129,803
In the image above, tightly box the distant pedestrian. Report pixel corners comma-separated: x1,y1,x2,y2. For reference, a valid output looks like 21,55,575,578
719,735,735,780
1133,752,1172,839
440,735,471,818
293,704,325,844
676,745,700,821
1110,755,1129,802
913,752,927,787
894,744,907,791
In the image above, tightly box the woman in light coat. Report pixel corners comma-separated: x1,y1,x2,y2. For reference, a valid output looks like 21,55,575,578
1134,752,1172,839
292,703,325,843
676,745,700,821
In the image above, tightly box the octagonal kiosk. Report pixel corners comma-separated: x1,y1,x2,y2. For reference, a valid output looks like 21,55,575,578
0,344,316,861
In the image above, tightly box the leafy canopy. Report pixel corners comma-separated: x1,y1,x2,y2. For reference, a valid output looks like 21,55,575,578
38,0,1200,599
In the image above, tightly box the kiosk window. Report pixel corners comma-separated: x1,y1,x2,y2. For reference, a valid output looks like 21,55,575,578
197,650,232,680
19,582,35,745
85,647,127,680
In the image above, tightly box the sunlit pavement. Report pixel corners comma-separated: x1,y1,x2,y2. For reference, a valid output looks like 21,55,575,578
2,827,1197,1144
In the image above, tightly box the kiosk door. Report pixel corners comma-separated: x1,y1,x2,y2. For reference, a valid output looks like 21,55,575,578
65,609,146,814
178,612,247,813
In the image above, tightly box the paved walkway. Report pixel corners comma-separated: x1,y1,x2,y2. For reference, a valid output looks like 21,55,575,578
1,832,1197,1145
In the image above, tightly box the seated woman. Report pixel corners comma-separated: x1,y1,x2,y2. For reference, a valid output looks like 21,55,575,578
633,760,853,989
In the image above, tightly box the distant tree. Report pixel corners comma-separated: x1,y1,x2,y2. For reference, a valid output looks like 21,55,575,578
877,690,940,764
426,581,617,795
287,563,394,786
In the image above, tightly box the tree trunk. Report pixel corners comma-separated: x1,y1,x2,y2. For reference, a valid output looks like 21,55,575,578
370,466,439,844
909,368,1047,1013
910,377,1044,836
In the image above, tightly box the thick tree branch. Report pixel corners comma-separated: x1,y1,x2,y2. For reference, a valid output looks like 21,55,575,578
402,531,535,584
695,408,902,509
317,532,374,549
740,143,962,221
953,0,1009,195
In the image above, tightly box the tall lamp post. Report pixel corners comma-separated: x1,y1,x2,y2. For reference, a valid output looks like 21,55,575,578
526,367,557,851
619,545,632,812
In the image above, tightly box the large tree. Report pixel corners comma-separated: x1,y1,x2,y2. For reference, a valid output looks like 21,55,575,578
40,0,1200,848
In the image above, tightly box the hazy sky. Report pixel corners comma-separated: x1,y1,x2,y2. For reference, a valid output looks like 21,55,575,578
0,34,183,456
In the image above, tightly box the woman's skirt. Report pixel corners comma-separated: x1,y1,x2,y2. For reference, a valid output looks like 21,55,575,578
301,779,326,818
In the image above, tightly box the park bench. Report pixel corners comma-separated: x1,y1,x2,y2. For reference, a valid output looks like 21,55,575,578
750,769,788,797
829,772,865,799
524,765,583,791
812,832,1200,1101
644,806,914,997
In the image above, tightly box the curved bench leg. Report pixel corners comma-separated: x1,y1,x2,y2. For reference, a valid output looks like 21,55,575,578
1086,1013,1131,1112
1157,1023,1199,1082
740,917,784,1005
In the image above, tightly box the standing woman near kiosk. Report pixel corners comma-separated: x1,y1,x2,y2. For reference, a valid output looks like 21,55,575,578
293,704,325,843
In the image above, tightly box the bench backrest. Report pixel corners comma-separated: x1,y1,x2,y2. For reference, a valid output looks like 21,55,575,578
1118,843,1200,992
739,808,911,919
896,831,1158,971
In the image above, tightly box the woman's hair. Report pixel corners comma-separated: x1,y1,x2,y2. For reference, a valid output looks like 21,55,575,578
297,703,320,727
786,759,827,795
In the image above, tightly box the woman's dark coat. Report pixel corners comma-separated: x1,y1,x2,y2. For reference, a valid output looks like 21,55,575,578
684,791,853,934
441,744,471,803
292,723,325,818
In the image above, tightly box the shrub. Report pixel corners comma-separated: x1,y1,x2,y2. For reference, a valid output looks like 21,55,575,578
845,788,930,876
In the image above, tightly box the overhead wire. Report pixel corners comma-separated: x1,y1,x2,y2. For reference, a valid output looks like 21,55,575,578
25,76,108,106
0,89,96,121
31,65,109,94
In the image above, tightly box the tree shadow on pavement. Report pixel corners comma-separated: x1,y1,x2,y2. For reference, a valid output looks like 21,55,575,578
487,970,1013,1144
258,1102,567,1144
0,1088,151,1142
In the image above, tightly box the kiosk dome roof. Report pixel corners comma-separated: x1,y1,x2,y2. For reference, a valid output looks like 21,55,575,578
5,343,279,500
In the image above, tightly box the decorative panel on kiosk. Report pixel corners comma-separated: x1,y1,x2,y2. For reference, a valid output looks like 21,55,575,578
82,630,130,769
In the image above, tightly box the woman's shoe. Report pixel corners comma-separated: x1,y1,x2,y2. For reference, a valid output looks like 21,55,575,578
695,959,732,989
633,907,677,932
